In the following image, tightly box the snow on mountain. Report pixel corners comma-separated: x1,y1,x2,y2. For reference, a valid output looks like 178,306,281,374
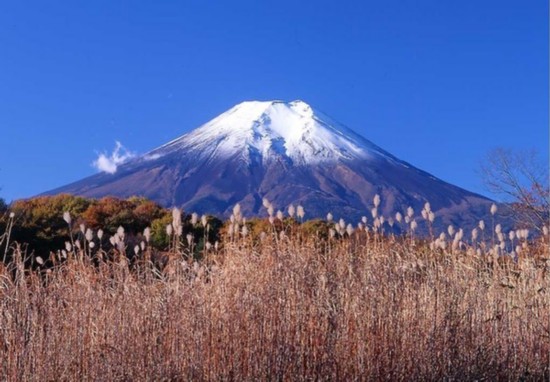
44,100,500,230
147,100,395,166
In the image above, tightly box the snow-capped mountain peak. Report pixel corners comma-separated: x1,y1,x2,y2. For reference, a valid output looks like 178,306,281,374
46,99,495,230
149,100,386,165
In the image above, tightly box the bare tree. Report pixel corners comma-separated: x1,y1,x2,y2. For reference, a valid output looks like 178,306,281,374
481,147,549,230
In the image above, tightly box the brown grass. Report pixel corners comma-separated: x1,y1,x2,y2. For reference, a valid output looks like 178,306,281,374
0,233,549,381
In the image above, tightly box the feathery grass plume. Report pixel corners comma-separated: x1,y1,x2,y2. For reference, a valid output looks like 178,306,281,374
490,203,498,215
201,215,207,227
109,236,116,246
97,229,104,240
2,211,16,263
262,197,271,209
268,216,275,225
186,234,193,246
79,223,86,235
338,218,346,230
63,211,72,225
140,241,145,251
85,228,93,242
297,205,305,220
424,202,431,213
143,227,150,243
326,212,333,222
404,216,411,224
134,245,140,255
522,229,529,239
276,210,284,221
395,212,402,223
172,207,182,230
346,224,354,236
410,221,418,231
471,228,478,241
361,216,367,224
479,220,485,230
373,194,381,208
117,226,125,239
428,212,435,223
388,217,394,227
233,203,241,217
329,228,336,238
267,204,274,217
89,242,95,249
35,256,44,266
371,208,378,219
448,225,455,236
379,216,385,225
241,225,248,237
62,211,76,252
65,242,72,252
421,210,428,220
407,207,414,218
508,231,515,241
191,212,199,226
287,204,295,218
166,224,173,236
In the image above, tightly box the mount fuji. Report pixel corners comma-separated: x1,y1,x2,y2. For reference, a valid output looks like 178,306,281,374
46,100,494,228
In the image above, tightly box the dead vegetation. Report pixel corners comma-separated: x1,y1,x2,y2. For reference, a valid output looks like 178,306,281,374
0,226,548,381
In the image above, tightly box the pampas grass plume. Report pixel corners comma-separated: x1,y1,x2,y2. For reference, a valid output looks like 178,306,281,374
288,204,295,218
297,205,305,219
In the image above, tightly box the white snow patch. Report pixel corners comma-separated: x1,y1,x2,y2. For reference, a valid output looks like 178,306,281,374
147,100,393,166
93,141,135,174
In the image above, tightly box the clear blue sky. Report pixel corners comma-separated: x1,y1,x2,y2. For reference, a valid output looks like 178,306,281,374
0,1,547,202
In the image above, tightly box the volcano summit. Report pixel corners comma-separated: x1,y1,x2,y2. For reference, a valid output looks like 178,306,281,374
46,100,494,228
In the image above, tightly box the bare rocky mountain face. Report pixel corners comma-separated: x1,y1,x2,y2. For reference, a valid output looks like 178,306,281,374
46,100,499,231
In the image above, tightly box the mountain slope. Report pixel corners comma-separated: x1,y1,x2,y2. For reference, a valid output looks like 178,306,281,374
45,100,495,229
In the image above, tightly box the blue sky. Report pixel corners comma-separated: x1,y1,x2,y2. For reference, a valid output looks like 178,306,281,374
0,1,547,202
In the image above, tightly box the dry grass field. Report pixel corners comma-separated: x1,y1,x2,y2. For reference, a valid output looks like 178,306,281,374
0,211,549,381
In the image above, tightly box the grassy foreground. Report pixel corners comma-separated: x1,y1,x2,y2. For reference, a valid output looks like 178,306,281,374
0,231,548,381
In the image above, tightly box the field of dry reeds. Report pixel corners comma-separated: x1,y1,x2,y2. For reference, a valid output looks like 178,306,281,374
1,213,549,381
0,197,548,381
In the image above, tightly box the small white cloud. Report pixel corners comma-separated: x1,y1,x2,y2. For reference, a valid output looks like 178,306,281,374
93,141,135,174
